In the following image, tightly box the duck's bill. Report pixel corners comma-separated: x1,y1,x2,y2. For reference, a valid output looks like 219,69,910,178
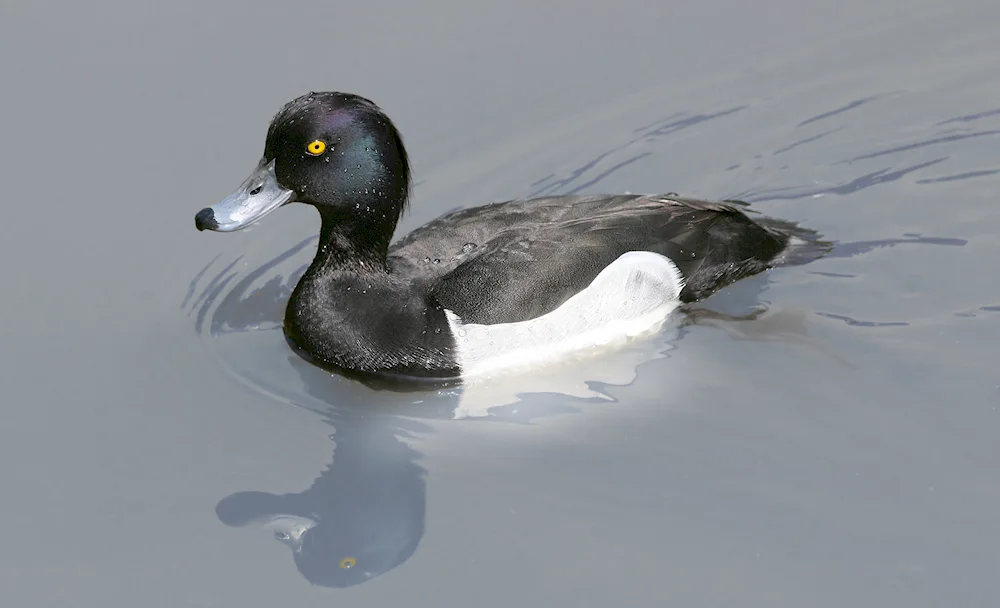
195,159,295,232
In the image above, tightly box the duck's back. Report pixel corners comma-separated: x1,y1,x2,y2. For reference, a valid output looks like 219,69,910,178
388,194,823,325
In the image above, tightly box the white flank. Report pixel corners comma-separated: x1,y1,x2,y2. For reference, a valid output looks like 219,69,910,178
445,251,685,379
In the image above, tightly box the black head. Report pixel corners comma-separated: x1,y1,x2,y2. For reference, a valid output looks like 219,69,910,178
195,92,410,241
215,490,423,588
213,419,427,588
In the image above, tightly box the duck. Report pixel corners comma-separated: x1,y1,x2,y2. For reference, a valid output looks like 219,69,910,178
194,92,828,385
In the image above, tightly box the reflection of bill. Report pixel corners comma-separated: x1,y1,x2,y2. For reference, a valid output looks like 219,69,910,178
215,417,426,588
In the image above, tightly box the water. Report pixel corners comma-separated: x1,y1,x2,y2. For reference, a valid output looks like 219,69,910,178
2,0,998,605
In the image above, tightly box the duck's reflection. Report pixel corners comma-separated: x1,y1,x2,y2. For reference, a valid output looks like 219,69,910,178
215,409,427,587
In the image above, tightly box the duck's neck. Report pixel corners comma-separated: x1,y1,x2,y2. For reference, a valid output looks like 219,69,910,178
305,207,394,277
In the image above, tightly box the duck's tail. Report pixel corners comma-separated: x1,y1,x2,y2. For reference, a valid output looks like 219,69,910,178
720,199,833,267
762,217,833,267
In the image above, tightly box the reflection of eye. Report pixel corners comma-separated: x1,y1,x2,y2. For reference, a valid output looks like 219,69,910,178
339,556,357,569
306,140,327,155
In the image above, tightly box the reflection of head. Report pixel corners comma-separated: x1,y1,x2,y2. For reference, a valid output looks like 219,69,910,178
215,420,426,588
292,495,424,587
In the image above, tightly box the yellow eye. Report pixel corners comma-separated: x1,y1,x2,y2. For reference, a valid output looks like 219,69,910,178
339,556,357,569
306,140,327,155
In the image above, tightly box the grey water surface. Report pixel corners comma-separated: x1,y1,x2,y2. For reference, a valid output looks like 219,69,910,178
2,0,999,605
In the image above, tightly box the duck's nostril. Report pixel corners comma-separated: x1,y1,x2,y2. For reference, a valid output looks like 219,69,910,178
249,185,263,196
194,207,218,231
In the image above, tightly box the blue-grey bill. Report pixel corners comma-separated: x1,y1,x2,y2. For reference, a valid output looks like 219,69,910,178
205,159,294,231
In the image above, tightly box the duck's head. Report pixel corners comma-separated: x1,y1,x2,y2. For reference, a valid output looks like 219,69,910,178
195,92,410,240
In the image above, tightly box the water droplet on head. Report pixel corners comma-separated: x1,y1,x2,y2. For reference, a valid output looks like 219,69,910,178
462,242,477,253
458,329,467,337
433,258,441,264
423,256,431,263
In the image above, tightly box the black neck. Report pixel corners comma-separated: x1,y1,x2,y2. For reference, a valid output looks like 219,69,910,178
305,206,395,277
